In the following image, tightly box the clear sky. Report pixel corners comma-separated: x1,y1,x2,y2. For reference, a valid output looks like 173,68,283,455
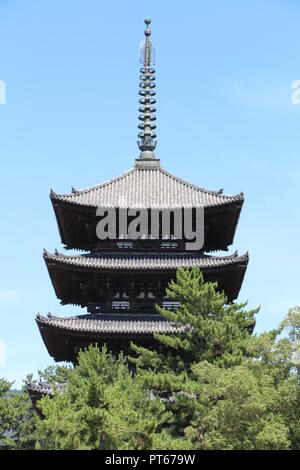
0,0,300,387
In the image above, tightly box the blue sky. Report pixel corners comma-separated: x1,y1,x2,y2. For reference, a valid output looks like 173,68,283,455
0,0,300,387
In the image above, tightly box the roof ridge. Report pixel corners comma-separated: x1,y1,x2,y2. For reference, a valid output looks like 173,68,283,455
37,312,169,322
159,166,243,199
51,167,136,198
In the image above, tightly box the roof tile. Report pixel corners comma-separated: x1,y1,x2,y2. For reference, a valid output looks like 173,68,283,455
36,313,184,334
51,166,243,209
44,250,249,271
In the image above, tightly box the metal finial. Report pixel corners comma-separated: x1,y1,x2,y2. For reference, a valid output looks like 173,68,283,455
137,18,157,159
144,17,151,36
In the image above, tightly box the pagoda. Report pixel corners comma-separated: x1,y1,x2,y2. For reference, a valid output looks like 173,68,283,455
34,17,248,366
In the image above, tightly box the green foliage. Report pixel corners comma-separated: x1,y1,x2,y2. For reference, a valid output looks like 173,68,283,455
0,378,15,449
36,364,72,385
0,364,70,449
0,379,39,449
131,268,258,371
130,268,259,434
131,268,300,449
1,269,299,450
186,361,295,449
35,345,171,450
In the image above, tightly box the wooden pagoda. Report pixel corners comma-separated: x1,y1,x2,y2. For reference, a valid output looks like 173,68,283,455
34,17,248,367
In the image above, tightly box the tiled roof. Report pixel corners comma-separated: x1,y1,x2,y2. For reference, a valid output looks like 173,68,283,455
50,165,243,209
26,381,65,397
36,313,184,334
44,249,249,271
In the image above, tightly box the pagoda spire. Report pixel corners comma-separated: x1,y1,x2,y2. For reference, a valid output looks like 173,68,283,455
137,17,157,160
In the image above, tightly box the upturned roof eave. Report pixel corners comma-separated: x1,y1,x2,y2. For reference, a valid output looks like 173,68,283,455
43,249,249,271
36,312,183,335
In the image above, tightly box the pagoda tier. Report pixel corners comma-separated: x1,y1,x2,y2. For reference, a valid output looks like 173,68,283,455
36,313,183,362
36,311,255,363
50,163,244,252
44,250,248,307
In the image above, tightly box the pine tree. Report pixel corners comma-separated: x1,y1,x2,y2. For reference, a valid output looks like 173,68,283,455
130,267,259,435
0,378,15,449
36,345,172,450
